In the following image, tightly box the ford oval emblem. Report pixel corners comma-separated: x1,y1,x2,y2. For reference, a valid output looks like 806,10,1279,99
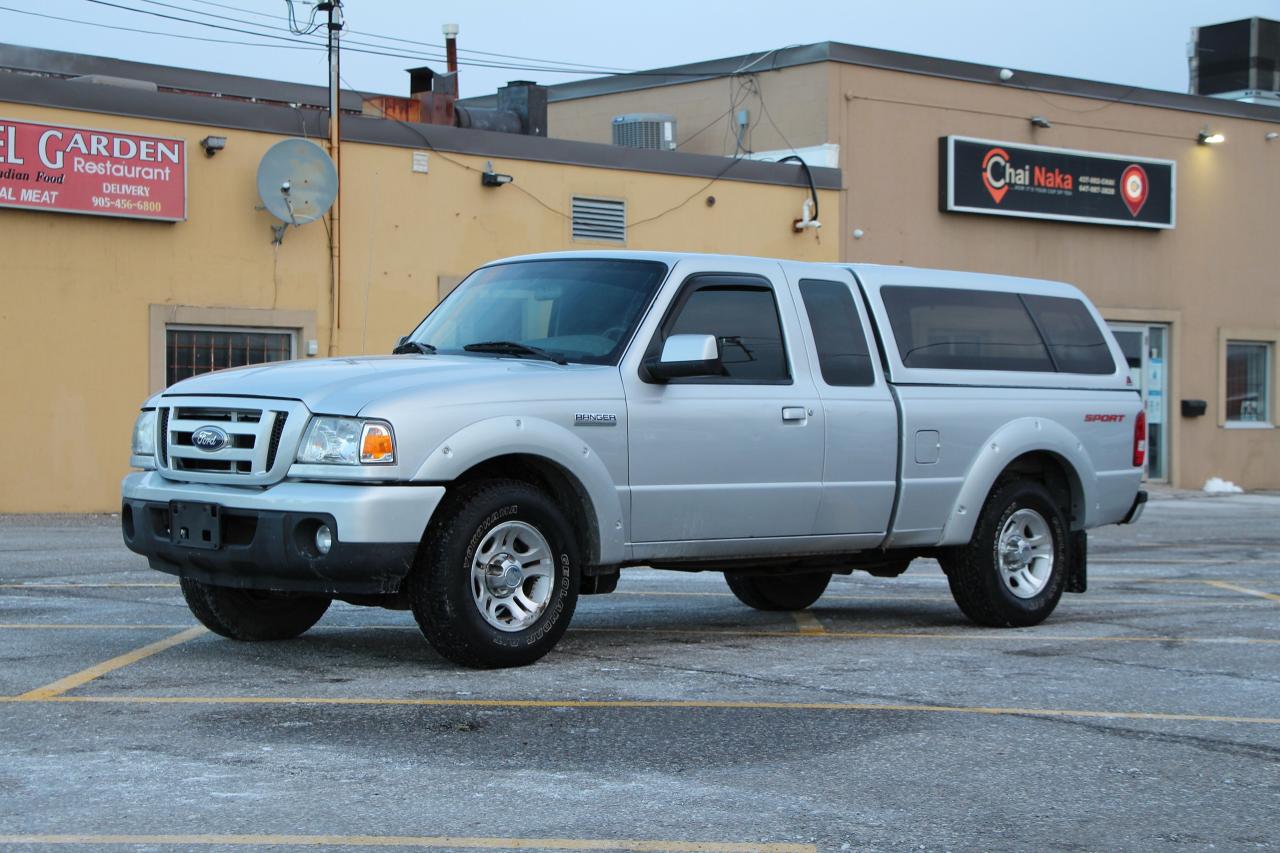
191,426,229,452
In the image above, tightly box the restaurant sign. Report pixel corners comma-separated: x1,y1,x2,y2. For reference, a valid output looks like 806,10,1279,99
940,136,1174,229
0,118,186,221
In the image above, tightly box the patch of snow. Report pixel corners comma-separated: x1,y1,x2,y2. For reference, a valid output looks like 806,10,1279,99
1203,477,1244,495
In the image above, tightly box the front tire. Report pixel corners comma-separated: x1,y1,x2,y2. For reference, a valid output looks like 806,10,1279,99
409,479,580,668
180,577,330,641
940,478,1068,627
725,571,832,611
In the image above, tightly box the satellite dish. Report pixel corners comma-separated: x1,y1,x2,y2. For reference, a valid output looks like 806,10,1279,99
256,139,337,240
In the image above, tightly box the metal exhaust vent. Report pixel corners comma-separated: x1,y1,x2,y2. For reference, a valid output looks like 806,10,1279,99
571,196,626,243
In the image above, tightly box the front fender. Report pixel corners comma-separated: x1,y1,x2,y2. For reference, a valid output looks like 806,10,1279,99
938,417,1096,546
411,415,626,566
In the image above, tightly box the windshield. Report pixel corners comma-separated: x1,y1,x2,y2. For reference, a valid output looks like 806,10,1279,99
406,259,668,365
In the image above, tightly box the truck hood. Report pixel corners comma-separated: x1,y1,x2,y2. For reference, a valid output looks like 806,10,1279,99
159,354,599,414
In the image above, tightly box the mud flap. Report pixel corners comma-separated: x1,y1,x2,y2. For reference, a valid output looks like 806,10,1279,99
1066,530,1087,594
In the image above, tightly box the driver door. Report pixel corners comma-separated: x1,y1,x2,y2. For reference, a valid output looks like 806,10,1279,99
620,258,825,546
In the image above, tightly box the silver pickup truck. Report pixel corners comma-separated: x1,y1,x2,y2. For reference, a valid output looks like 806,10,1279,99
122,251,1147,667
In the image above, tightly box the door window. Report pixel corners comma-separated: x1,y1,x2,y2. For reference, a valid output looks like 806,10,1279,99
656,275,790,383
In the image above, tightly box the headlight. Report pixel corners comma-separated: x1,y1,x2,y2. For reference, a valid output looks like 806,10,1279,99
296,417,396,465
132,410,157,456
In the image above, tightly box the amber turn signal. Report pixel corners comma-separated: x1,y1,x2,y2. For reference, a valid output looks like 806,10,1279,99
360,423,396,464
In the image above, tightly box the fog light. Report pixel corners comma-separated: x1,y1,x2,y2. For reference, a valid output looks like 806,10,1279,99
315,524,333,555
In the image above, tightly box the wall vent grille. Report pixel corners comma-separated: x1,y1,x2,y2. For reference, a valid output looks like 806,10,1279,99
571,196,626,243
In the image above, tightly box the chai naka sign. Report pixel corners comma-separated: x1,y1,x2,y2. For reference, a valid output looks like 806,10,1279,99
0,118,186,222
940,136,1174,229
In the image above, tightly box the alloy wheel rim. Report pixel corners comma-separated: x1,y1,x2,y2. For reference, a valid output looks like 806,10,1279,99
470,520,555,632
996,508,1054,599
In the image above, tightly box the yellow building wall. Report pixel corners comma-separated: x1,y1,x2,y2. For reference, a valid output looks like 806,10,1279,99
0,102,837,513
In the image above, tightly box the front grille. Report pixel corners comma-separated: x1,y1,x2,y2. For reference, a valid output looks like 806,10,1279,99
159,400,299,484
157,408,169,466
173,407,262,423
265,412,289,470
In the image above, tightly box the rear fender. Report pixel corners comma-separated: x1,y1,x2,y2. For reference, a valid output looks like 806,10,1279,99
411,416,625,565
938,417,1096,546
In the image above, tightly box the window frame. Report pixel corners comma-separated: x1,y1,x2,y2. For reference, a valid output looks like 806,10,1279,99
1219,330,1277,429
642,272,794,386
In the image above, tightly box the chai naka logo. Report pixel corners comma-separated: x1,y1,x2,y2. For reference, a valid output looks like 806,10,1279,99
981,147,1074,205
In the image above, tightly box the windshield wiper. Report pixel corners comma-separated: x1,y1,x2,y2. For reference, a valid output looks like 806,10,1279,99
392,340,436,355
463,340,568,365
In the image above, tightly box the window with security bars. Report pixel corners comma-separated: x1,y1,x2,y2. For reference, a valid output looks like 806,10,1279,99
166,326,294,387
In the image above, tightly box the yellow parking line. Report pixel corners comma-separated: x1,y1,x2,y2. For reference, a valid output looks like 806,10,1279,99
1203,580,1280,604
16,626,206,700
0,835,815,852
0,582,179,588
0,624,190,630
790,611,826,635
615,590,1268,606
6,693,1278,726
571,626,1280,645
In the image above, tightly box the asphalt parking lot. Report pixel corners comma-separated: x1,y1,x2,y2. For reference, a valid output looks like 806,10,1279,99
1,491,1278,853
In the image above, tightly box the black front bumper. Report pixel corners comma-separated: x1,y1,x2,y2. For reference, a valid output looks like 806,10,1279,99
121,499,419,594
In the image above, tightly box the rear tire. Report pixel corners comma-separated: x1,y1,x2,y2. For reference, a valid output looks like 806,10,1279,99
725,571,832,611
940,478,1068,627
409,479,580,669
180,577,330,641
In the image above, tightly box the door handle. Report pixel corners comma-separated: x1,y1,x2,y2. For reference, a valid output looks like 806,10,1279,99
782,406,809,422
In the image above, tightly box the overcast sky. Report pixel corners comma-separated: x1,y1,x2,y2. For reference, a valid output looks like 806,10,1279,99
1,1,1275,100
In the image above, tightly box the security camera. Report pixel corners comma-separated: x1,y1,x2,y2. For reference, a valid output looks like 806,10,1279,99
999,68,1014,82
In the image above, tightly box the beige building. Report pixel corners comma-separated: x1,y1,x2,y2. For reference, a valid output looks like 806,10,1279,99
0,45,838,512
471,42,1280,490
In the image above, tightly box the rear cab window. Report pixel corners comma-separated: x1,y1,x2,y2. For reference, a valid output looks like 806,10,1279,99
798,279,875,386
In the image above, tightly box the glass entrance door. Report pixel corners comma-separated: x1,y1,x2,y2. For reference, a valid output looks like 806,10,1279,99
1108,323,1169,481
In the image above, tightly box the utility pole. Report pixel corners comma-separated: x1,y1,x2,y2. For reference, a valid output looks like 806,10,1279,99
320,0,343,354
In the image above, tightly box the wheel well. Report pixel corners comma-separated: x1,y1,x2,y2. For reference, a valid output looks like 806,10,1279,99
446,454,600,566
1001,451,1084,528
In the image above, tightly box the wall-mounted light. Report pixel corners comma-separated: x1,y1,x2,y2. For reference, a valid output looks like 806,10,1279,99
481,160,513,187
200,135,227,157
1030,115,1052,129
998,68,1014,82
1266,132,1279,142
1197,130,1225,145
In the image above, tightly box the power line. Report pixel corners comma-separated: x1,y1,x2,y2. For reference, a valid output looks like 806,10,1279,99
81,0,652,77
182,0,639,71
0,4,319,52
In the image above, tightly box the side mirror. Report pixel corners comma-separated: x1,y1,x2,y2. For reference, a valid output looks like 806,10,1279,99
643,334,724,382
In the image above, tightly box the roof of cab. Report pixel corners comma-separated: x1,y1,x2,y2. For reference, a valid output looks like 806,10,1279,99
484,250,1085,299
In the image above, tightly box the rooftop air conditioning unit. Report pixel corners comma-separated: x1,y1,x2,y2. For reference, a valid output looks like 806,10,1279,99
1190,17,1280,103
611,113,677,150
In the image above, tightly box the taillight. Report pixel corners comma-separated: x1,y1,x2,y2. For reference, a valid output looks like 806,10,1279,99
1133,408,1147,468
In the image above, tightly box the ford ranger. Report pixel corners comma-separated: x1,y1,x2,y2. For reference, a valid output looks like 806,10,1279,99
122,252,1147,667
